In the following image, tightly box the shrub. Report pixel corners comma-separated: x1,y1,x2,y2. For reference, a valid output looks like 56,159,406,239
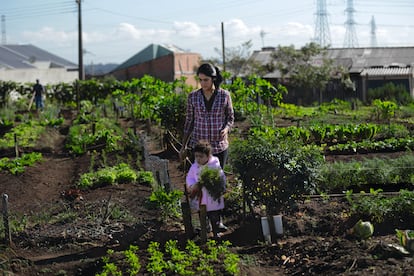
367,82,412,105
231,136,324,214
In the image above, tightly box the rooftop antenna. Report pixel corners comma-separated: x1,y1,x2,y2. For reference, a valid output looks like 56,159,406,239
313,0,331,47
1,15,6,44
343,0,358,48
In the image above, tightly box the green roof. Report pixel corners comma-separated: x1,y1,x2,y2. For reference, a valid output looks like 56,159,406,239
114,44,178,71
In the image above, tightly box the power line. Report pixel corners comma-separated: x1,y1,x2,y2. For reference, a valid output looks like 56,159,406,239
331,22,414,28
3,1,76,21
84,7,172,25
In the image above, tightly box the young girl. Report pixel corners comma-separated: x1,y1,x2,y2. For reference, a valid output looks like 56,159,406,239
186,140,226,238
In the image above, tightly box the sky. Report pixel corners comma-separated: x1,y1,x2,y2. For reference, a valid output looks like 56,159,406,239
2,0,414,65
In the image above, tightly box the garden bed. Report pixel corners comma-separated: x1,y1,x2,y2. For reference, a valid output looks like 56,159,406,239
0,116,413,275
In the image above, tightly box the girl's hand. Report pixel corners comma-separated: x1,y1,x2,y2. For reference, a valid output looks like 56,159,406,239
179,148,187,161
189,184,200,198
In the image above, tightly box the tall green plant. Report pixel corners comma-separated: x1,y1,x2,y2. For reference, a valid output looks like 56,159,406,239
231,135,324,214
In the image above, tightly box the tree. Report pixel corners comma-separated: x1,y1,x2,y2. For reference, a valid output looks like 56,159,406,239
210,40,265,77
271,42,346,103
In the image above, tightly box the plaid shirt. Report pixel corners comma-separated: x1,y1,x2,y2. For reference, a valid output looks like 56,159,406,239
184,88,234,154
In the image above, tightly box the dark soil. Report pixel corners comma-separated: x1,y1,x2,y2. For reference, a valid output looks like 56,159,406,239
1,114,414,275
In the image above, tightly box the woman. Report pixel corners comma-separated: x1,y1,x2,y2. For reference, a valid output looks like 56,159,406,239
180,63,234,231
179,63,234,168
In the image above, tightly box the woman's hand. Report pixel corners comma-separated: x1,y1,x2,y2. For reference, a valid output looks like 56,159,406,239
220,127,229,138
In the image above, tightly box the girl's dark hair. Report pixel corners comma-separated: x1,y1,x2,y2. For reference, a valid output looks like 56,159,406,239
193,140,212,156
197,63,223,88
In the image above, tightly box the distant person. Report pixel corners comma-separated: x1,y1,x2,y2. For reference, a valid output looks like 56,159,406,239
186,140,226,238
32,79,44,110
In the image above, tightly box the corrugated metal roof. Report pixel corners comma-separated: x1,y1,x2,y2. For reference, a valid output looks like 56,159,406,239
114,44,186,71
0,44,77,69
249,46,414,77
0,45,35,69
326,47,414,70
360,67,411,76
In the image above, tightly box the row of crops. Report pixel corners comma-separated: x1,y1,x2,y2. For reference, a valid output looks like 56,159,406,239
1,76,414,222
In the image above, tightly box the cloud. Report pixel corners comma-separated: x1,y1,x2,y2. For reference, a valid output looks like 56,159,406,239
22,27,76,45
225,19,261,37
116,23,145,40
173,21,202,38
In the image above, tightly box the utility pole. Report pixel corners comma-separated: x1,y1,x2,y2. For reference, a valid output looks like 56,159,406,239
221,22,226,72
76,0,84,80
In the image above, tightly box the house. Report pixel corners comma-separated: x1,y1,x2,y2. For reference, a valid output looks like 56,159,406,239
110,44,201,87
327,47,414,102
249,46,414,104
0,44,78,84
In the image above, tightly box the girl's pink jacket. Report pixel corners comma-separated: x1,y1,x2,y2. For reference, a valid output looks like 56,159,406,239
186,156,225,212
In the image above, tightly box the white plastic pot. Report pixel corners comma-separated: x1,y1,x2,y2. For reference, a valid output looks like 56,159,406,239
273,215,284,235
261,217,272,244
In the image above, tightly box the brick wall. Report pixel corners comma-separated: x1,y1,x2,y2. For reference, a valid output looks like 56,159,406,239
111,52,201,88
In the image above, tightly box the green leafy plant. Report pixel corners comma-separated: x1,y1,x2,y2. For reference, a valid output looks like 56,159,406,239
198,166,225,202
372,99,399,122
97,246,141,276
148,187,183,221
115,163,138,183
145,239,240,275
146,241,168,274
77,163,138,189
136,170,155,186
318,154,414,193
0,152,42,174
0,121,45,149
345,189,414,223
66,117,122,155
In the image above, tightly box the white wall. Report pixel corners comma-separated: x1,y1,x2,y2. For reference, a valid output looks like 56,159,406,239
0,68,78,84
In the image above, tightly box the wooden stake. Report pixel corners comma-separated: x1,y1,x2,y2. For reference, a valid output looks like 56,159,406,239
200,205,207,244
2,194,12,246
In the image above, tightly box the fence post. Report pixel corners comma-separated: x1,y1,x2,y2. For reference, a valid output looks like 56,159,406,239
14,133,19,158
181,200,194,238
2,194,12,246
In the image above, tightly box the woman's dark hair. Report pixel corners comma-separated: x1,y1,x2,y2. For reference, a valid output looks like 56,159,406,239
197,63,223,88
